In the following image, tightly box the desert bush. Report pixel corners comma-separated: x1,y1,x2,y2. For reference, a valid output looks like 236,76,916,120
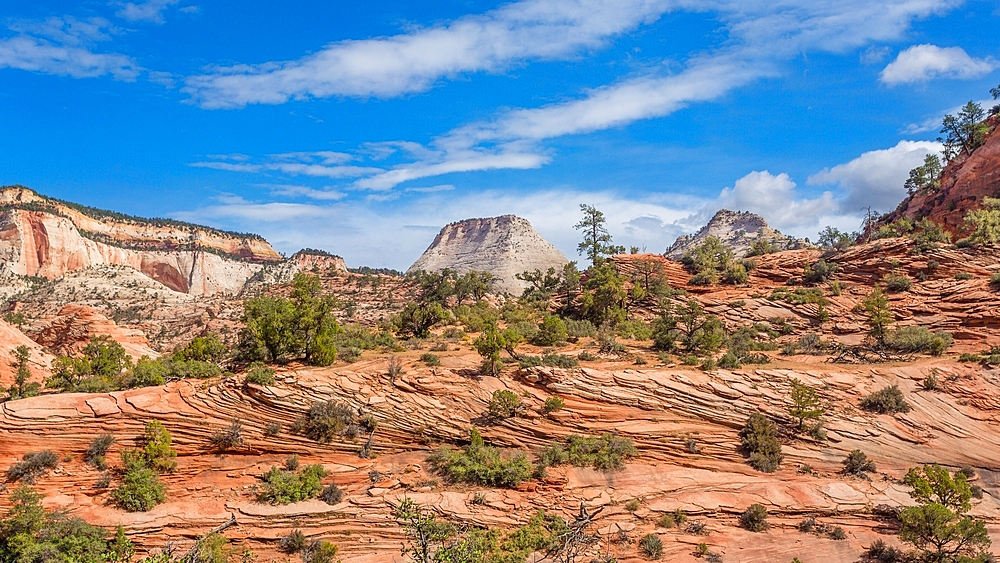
427,427,531,488
519,352,579,368
140,420,177,473
533,316,568,346
6,450,58,483
564,319,597,338
537,434,637,472
739,504,769,532
861,385,912,415
194,533,229,563
542,396,565,413
625,499,641,511
639,533,663,558
488,390,522,419
884,275,912,292
264,422,282,437
280,530,308,554
209,419,244,452
577,351,599,361
739,413,783,473
802,259,840,284
301,540,339,563
955,272,974,280
843,450,877,478
296,401,369,442
257,463,329,504
830,526,847,540
616,319,653,340
319,483,344,505
111,452,166,512
243,362,275,386
419,353,441,366
866,539,905,563
85,434,116,470
173,333,227,364
717,352,740,369
884,326,952,356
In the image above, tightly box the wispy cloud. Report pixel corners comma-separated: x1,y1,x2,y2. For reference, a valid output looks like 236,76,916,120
881,44,996,85
192,0,961,191
0,16,139,80
116,0,181,24
190,152,381,179
182,0,680,109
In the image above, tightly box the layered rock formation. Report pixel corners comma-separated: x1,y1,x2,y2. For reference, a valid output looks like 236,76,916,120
408,215,568,294
0,187,282,296
666,209,808,259
27,304,159,360
885,117,1000,236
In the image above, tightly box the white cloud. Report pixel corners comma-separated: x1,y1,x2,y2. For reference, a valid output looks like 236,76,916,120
193,0,963,190
0,16,139,80
880,44,996,85
257,184,347,201
807,140,941,213
715,171,838,230
190,152,382,179
116,0,181,24
182,0,680,108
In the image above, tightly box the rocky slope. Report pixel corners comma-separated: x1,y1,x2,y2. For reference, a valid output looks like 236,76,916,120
0,187,282,296
886,117,1000,236
667,210,808,259
408,215,568,294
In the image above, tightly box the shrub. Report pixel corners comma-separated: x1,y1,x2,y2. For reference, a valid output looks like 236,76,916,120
85,434,116,470
302,540,339,563
866,539,905,563
543,396,565,414
111,453,166,512
519,353,579,368
264,422,282,437
488,390,522,419
884,326,952,356
861,385,911,414
739,413,783,473
884,275,912,292
830,526,847,540
699,357,716,371
534,316,568,346
243,362,275,386
6,450,58,483
319,483,344,505
564,319,597,338
209,419,244,451
616,319,653,340
657,509,686,529
428,427,531,488
639,533,663,558
296,401,368,442
739,504,769,532
625,499,641,512
419,353,441,366
842,450,877,478
257,464,329,504
955,272,974,280
577,351,599,361
195,533,229,563
803,259,840,284
717,352,740,369
988,272,1000,288
140,420,177,473
280,530,308,554
537,434,637,472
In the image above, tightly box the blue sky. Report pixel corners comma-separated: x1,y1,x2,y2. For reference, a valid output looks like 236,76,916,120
1,0,998,268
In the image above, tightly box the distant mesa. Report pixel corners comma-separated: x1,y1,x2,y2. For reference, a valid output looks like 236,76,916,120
407,215,568,294
0,185,343,296
666,209,809,259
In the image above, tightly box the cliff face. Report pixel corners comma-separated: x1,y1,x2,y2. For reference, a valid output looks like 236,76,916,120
0,187,285,296
407,215,568,294
666,209,808,259
887,120,1000,236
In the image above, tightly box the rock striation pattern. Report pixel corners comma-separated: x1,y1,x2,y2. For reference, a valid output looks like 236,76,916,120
666,209,808,259
407,215,568,294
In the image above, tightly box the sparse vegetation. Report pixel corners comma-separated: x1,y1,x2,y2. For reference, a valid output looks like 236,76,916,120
85,434,116,470
639,533,663,558
884,326,952,356
861,385,912,415
428,428,532,488
5,450,58,484
209,419,245,452
788,378,824,430
842,450,877,479
419,352,441,366
243,362,275,386
257,461,329,505
111,451,167,512
739,504,769,532
294,400,373,443
538,434,638,472
542,396,565,414
739,412,783,473
488,390,522,419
